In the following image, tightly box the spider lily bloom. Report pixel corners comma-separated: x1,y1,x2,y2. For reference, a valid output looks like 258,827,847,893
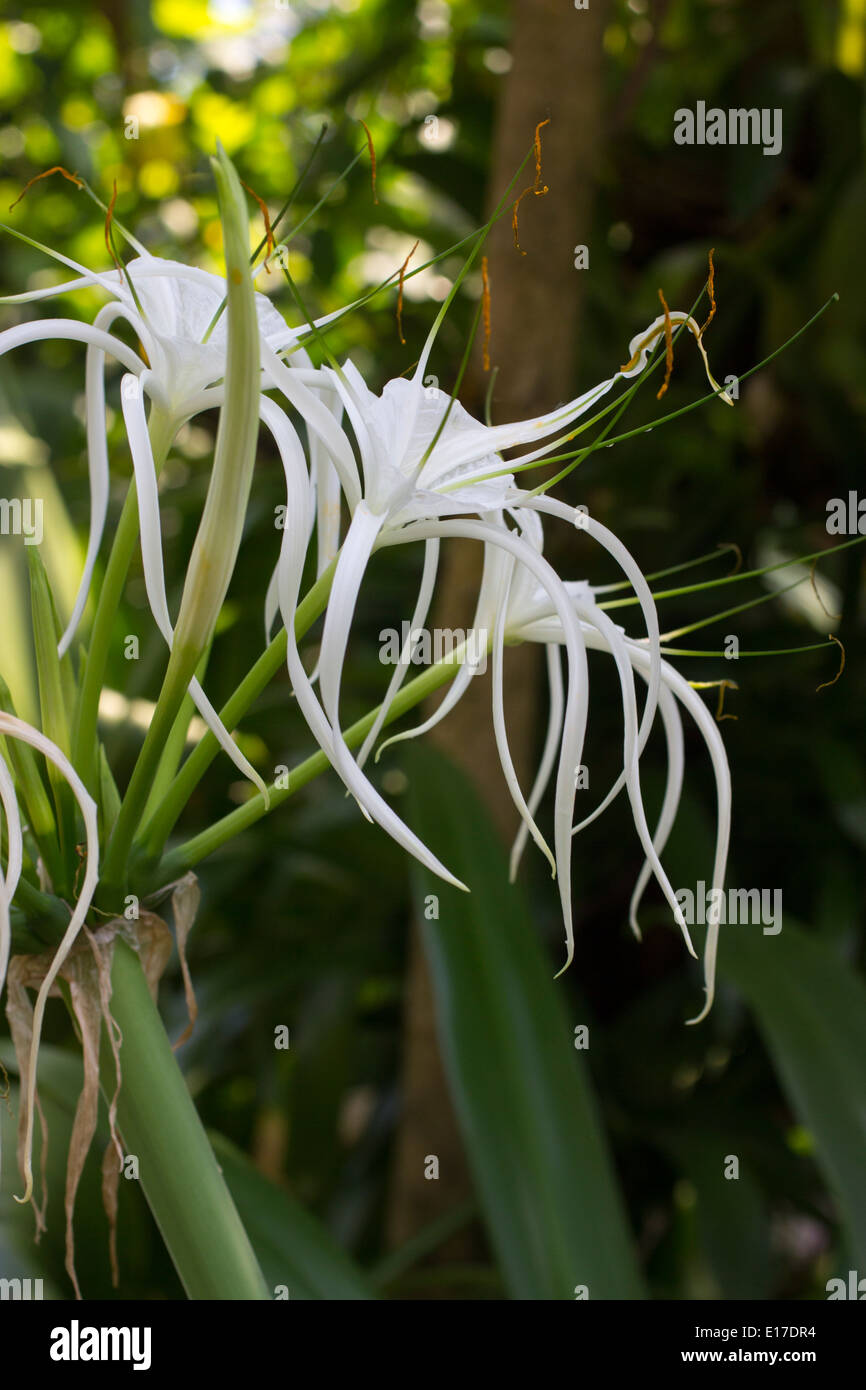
468,510,732,1023
376,503,697,971
264,304,721,950
0,162,343,793
0,231,291,648
0,713,99,1202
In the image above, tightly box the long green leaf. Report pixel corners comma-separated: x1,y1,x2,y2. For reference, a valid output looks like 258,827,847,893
720,918,866,1267
209,1132,377,1301
405,745,645,1300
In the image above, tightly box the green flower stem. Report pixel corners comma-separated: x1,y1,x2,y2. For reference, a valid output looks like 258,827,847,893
103,939,269,1300
139,645,211,828
100,637,201,906
154,639,475,884
136,558,338,868
72,407,176,794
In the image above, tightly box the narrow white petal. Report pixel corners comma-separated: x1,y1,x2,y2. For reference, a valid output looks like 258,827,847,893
380,516,589,970
268,404,464,890
0,714,99,1206
523,497,662,837
261,343,362,511
122,377,269,800
574,602,695,957
263,558,281,643
491,557,556,876
510,643,564,882
373,653,478,760
317,506,468,888
0,754,23,995
0,319,145,375
57,303,128,658
627,678,685,936
622,645,731,1022
356,538,440,771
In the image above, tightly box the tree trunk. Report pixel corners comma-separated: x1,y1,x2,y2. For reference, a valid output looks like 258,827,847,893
386,0,610,1274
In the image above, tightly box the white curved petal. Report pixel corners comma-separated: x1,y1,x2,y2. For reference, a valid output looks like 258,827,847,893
522,497,662,839
0,753,23,996
0,232,128,300
491,557,556,876
621,644,731,1023
268,403,462,889
373,532,508,761
509,643,564,882
0,272,118,305
57,303,127,658
380,515,590,971
373,649,478,760
317,505,468,888
313,386,345,579
261,343,361,511
0,714,99,1206
121,377,269,800
0,319,145,375
263,558,281,644
627,676,685,936
572,601,694,957
356,538,440,771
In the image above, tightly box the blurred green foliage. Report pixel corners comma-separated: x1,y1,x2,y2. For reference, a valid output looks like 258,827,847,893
0,0,864,1299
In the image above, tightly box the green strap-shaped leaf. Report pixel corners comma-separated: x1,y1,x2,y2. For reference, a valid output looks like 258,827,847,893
27,548,75,883
721,919,866,1268
209,1132,377,1301
405,745,645,1300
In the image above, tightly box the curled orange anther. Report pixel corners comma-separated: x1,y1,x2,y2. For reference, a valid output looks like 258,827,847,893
816,633,846,692
656,287,674,400
718,541,743,575
715,680,738,722
241,179,275,270
481,255,492,371
700,247,717,337
512,118,550,255
9,166,84,212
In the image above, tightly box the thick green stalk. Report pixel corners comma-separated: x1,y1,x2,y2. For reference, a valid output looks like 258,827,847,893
100,638,200,905
137,559,337,866
102,146,262,902
103,940,269,1300
28,549,75,880
139,646,211,828
0,675,65,888
154,641,473,884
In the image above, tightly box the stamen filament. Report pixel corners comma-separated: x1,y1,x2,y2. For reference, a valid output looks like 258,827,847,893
396,240,419,345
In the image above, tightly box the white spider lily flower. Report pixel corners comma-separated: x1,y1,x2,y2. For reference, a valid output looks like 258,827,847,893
0,713,99,1202
0,236,294,654
482,519,731,1023
376,502,696,970
0,155,344,795
260,305,724,955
